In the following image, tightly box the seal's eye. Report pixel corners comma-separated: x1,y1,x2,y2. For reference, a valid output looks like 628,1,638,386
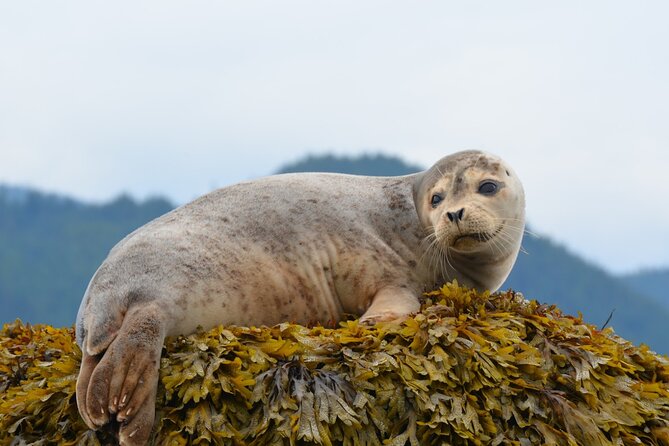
478,181,498,195
430,194,443,208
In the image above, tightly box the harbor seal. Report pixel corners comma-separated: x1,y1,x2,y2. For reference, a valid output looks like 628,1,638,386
75,150,525,444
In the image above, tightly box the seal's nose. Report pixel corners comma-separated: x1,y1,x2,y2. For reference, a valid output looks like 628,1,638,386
447,208,464,223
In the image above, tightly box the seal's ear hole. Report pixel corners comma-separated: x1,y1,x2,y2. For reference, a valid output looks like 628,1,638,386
505,170,510,176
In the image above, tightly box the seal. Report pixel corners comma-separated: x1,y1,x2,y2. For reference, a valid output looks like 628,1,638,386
75,150,525,444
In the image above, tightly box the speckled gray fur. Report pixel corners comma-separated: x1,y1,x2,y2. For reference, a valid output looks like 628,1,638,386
75,150,525,445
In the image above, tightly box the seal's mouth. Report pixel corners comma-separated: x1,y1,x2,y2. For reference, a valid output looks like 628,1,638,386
454,232,492,243
452,225,503,247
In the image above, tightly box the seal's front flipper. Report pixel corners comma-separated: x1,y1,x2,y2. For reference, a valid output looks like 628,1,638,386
359,286,420,325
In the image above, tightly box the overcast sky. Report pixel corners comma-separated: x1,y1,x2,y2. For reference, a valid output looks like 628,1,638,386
1,1,668,274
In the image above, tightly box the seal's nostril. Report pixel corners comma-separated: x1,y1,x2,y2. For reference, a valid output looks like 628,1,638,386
447,208,465,223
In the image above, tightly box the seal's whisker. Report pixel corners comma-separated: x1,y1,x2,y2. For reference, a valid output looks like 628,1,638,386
504,226,536,239
497,229,529,256
523,229,539,238
487,237,500,257
488,217,524,225
489,219,536,238
490,217,523,221
421,225,462,285
490,222,532,240
488,219,525,230
418,231,440,267
490,230,510,258
435,233,453,283
444,246,462,278
492,234,507,256
494,229,518,250
418,229,451,285
497,232,529,255
497,231,529,255
472,153,483,172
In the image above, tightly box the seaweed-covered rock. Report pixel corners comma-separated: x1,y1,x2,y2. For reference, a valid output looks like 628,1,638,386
1,284,668,445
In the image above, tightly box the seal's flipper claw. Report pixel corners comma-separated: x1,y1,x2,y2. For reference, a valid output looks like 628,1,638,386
116,352,160,420
118,381,157,446
85,348,117,428
108,351,136,414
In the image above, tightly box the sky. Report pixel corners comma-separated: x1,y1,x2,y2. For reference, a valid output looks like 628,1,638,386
1,1,668,274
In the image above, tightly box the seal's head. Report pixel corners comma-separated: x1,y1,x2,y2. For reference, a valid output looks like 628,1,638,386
414,150,525,291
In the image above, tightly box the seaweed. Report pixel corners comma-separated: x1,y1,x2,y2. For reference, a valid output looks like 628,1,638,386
1,283,668,445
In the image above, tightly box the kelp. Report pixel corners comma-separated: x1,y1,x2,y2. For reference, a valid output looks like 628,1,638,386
1,283,668,445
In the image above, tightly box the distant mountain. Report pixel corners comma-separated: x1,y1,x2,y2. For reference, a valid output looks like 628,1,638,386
0,187,173,326
621,269,669,310
277,153,423,176
0,184,31,204
1,153,667,354
504,235,669,353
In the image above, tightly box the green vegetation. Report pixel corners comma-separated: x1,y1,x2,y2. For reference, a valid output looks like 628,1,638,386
1,284,668,445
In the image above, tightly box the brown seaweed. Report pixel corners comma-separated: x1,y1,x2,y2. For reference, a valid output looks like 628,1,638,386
1,283,668,445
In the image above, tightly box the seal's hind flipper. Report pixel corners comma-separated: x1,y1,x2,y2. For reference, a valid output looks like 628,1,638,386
84,310,124,356
76,350,100,429
75,294,125,429
85,304,166,435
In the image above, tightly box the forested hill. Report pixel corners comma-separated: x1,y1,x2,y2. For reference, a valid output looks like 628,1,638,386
0,186,172,325
503,233,669,355
1,154,668,354
622,269,669,309
276,153,423,176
